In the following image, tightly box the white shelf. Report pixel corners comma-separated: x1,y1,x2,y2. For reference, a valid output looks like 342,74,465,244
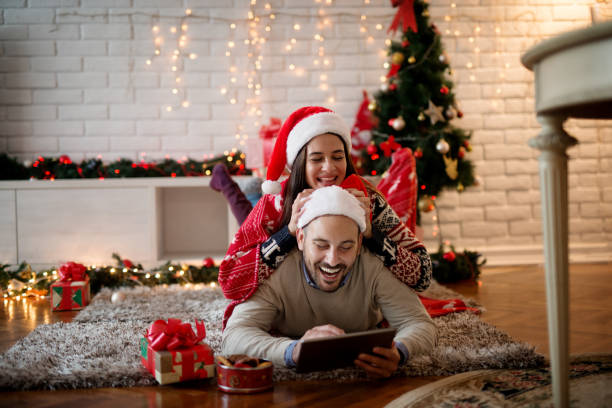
0,177,248,267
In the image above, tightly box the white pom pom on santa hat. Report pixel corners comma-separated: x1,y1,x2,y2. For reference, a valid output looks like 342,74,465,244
262,106,351,195
297,185,366,232
261,179,282,195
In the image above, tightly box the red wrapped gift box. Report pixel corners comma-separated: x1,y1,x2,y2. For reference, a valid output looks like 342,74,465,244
140,337,215,385
50,276,90,311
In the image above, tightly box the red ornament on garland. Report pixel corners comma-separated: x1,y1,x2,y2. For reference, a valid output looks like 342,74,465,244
401,40,410,47
389,83,397,91
123,259,134,269
203,257,215,268
59,155,72,165
440,85,449,95
457,110,464,118
366,143,378,155
442,251,456,262
414,148,423,159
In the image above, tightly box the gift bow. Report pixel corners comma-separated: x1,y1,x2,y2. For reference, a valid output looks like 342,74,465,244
146,319,206,351
58,261,87,281
387,0,417,35
259,117,282,139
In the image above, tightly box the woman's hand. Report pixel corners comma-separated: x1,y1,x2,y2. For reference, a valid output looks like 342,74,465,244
346,188,372,238
288,189,315,236
354,345,401,378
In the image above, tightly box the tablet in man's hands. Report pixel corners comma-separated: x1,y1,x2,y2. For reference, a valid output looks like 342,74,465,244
294,328,397,373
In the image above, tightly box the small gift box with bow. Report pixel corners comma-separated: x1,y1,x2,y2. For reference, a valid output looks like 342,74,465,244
140,318,215,385
246,117,281,170
50,262,91,311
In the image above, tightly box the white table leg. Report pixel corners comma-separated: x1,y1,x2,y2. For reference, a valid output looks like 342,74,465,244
529,114,577,408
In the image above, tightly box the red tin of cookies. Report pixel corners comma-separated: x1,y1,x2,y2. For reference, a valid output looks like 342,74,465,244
216,356,273,394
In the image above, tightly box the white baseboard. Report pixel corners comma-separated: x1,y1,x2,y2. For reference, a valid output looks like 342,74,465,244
443,242,612,267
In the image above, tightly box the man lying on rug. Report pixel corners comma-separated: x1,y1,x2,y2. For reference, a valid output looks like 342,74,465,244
221,184,437,378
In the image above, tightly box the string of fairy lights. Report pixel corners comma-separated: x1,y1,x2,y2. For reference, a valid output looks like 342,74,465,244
1,259,219,303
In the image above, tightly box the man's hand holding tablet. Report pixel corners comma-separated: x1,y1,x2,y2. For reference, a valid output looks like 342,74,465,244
292,324,398,376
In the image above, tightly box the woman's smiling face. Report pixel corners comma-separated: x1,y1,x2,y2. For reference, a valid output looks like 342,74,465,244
304,133,347,189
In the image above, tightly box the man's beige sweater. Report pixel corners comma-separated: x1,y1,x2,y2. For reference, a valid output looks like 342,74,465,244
221,248,437,367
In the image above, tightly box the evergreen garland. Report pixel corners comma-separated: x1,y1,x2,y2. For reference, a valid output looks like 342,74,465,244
0,152,249,181
0,253,219,300
430,246,486,283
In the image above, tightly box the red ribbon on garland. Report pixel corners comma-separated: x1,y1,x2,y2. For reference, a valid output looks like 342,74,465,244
58,261,87,282
146,319,207,351
387,0,418,35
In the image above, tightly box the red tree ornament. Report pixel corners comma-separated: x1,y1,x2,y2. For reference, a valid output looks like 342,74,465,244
440,85,449,95
380,135,401,157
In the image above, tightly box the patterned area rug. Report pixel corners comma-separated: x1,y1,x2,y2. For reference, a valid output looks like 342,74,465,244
0,282,544,390
385,353,612,408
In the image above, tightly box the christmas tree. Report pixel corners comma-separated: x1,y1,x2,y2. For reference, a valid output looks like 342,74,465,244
360,0,475,219
359,0,483,282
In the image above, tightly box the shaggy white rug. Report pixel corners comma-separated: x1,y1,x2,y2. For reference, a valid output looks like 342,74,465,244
0,282,544,390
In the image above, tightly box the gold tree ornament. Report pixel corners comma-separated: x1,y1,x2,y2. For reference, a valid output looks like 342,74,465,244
408,55,416,64
391,52,405,65
368,101,378,111
443,154,458,180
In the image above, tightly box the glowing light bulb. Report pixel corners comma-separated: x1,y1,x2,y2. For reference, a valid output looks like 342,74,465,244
293,24,301,31
185,8,192,15
170,26,177,33
182,101,190,108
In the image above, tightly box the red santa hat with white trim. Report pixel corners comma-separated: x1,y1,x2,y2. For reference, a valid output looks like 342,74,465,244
261,106,351,195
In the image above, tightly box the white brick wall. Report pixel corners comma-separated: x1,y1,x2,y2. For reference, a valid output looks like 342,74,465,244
1,0,611,264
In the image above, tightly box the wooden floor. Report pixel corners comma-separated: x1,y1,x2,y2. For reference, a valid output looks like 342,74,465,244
1,262,611,407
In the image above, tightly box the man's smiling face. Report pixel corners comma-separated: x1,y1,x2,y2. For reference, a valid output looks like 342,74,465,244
297,214,361,292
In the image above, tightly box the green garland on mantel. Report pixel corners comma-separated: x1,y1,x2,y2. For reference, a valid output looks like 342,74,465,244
0,152,250,181
1,253,219,300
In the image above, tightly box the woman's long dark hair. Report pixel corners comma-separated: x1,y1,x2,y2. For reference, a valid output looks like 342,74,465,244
279,134,358,228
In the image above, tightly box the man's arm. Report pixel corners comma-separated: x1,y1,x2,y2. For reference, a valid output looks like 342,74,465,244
373,262,437,360
221,286,295,367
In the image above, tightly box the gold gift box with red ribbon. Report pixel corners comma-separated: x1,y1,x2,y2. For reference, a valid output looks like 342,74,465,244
140,319,215,385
